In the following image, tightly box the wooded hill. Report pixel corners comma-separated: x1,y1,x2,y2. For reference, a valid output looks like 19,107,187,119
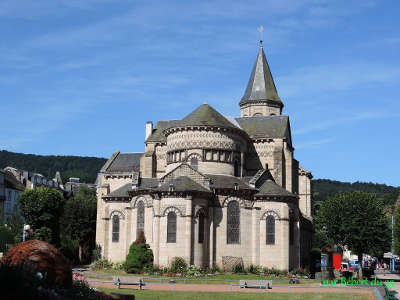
0,150,107,184
1,150,399,203
312,179,400,208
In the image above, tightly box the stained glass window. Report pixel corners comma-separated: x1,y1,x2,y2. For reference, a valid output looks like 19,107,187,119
227,201,240,244
167,211,177,243
137,201,145,238
112,215,120,243
266,215,275,245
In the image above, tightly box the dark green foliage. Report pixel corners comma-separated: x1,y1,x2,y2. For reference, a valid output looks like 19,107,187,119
0,150,106,183
0,225,14,253
232,263,244,273
124,232,154,274
60,185,97,263
169,257,187,274
318,191,391,265
393,197,400,255
313,179,400,208
18,186,65,246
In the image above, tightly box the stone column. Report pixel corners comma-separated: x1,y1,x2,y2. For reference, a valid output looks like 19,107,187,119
208,206,214,268
284,142,293,193
153,199,161,266
280,207,290,270
125,207,132,257
185,195,193,265
252,208,260,265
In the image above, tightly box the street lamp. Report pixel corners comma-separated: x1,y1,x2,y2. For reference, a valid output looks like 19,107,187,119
22,224,30,242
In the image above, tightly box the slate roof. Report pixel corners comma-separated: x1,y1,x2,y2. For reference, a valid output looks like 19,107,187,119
106,183,131,197
255,179,295,197
157,176,211,193
104,152,143,173
239,43,282,106
146,120,180,143
235,115,288,139
179,104,238,129
2,170,25,191
105,178,160,198
205,174,256,191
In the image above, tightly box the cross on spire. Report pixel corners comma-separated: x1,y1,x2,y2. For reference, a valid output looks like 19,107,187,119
257,25,264,46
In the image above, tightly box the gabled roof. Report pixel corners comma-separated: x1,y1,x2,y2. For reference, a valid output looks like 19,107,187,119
239,43,282,106
205,174,256,191
235,115,289,139
255,179,295,197
178,104,237,129
157,176,211,193
101,151,143,173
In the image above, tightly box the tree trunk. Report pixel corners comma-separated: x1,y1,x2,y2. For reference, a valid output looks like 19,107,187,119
78,243,83,264
357,252,363,279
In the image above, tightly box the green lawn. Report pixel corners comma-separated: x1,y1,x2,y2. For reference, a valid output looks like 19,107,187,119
99,288,370,300
86,270,318,285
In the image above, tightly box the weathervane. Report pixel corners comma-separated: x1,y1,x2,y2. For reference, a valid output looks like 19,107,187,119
257,25,264,45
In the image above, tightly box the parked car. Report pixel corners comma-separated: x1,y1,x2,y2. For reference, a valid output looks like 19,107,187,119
349,260,359,271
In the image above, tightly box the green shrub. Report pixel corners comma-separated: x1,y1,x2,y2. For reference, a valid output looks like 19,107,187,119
124,232,153,274
290,267,310,277
111,262,124,270
247,264,260,274
186,265,202,276
232,263,244,273
90,258,112,270
170,257,187,273
211,263,222,273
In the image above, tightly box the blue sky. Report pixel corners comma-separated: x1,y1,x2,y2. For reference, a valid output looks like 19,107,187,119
1,0,399,186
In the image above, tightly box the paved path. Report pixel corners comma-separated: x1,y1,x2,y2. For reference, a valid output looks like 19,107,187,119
89,279,377,299
375,270,400,299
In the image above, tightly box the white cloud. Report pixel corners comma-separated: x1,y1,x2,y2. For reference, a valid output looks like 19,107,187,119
277,62,400,98
293,110,398,135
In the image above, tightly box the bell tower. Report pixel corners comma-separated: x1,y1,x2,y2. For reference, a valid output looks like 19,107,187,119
239,41,283,117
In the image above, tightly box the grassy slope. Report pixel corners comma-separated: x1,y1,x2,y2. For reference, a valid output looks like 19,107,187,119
98,288,370,300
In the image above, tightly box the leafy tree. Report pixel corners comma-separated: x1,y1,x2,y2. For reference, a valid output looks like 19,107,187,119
318,191,391,278
18,187,64,246
124,231,153,274
393,194,400,255
60,185,97,263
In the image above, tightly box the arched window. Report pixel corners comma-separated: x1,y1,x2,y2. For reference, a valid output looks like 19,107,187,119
253,113,262,116
136,201,145,238
198,212,205,244
227,201,240,244
112,215,120,243
167,211,177,243
190,157,198,171
234,160,240,177
266,215,275,245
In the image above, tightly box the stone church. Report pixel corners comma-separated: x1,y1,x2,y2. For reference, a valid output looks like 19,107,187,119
96,41,313,271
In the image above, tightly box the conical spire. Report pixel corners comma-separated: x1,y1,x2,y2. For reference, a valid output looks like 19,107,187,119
239,41,282,107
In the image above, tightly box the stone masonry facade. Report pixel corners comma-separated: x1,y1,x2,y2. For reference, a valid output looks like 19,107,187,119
96,42,313,271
